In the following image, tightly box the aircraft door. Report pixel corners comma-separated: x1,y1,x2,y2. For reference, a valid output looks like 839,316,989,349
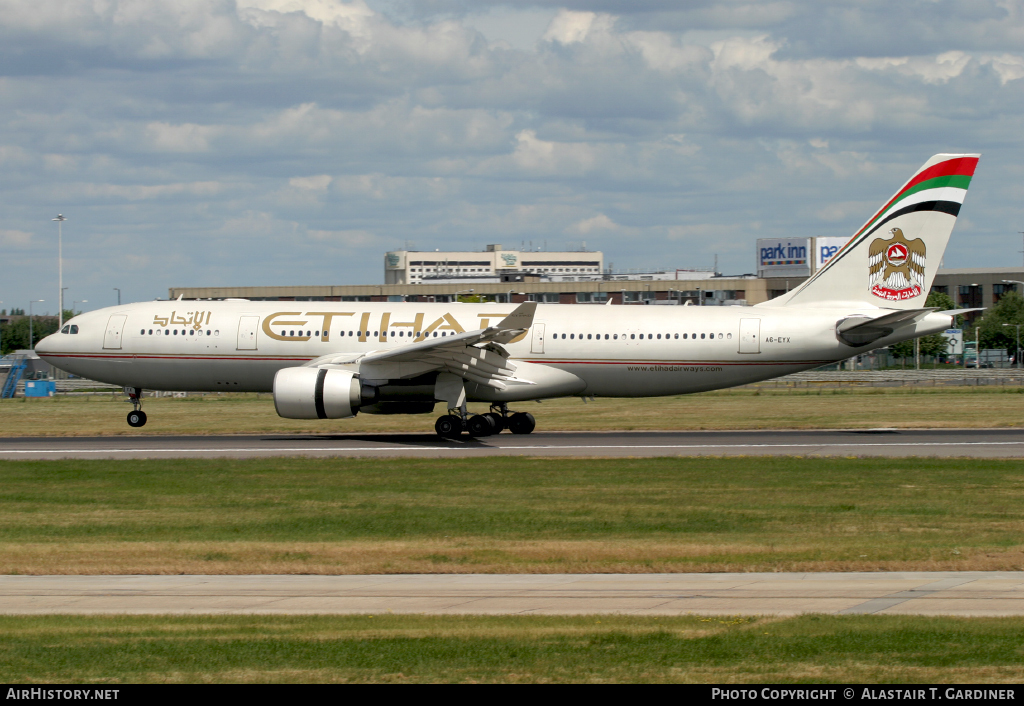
103,315,127,350
531,323,546,354
237,316,259,350
739,318,761,354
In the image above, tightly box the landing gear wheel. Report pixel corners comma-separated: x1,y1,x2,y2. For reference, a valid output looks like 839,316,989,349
483,412,505,433
435,415,463,438
508,412,536,435
127,410,147,428
468,414,497,437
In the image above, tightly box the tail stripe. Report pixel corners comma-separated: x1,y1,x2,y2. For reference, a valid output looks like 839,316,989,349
862,200,961,239
853,156,978,242
797,156,976,291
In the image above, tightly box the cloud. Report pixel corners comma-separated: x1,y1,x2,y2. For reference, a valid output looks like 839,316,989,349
1,0,1023,306
566,213,618,234
0,229,33,248
543,10,614,45
289,174,333,190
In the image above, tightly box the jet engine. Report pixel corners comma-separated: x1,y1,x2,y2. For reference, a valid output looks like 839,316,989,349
273,367,361,419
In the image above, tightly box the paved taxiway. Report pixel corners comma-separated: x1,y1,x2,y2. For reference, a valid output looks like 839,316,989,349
0,428,1022,459
3,573,1023,616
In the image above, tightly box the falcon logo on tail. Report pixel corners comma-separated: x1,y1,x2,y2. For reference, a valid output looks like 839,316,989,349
869,227,926,301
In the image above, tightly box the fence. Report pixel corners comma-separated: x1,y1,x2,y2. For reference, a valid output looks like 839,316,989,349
747,368,1024,389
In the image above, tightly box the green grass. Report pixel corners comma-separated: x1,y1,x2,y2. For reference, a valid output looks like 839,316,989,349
2,385,1024,436
1,457,1024,574
2,614,1024,683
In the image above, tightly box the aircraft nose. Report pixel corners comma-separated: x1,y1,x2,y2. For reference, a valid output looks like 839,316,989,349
35,332,57,355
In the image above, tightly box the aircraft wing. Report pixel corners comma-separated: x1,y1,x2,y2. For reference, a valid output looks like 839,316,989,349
307,302,537,390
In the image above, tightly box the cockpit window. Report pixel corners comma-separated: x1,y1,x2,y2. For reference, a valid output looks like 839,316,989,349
61,325,70,334
70,325,79,334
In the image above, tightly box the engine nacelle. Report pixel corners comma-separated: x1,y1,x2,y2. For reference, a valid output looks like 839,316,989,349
273,367,360,419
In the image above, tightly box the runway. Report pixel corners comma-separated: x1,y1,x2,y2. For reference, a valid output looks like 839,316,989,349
0,428,1023,459
3,572,1024,616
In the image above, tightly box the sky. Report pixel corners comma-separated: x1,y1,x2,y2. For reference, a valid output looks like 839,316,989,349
2,0,1023,313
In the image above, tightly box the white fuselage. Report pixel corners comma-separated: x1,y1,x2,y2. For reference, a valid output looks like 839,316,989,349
35,300,952,399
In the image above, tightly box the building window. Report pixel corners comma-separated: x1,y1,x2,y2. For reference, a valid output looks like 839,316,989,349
994,283,1017,302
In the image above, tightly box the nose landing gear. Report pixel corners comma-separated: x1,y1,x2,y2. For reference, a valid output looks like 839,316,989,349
125,387,147,428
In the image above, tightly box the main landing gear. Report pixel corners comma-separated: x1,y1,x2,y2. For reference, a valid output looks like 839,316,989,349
434,402,535,439
125,387,147,428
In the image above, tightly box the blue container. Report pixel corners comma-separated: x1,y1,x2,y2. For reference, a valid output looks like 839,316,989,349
24,380,56,397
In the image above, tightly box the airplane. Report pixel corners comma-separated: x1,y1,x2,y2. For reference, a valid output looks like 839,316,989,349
35,153,979,437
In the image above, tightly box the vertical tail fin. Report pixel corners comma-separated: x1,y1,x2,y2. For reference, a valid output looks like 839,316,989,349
765,154,979,309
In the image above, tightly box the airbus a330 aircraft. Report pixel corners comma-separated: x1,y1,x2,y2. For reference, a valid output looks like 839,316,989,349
36,154,979,437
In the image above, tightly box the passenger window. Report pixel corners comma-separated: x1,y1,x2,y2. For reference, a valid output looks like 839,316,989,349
433,332,438,337
683,333,688,339
728,333,733,339
587,334,592,340
140,329,145,335
613,334,618,340
61,326,70,334
570,334,574,339
174,330,178,336
390,331,395,337
701,333,705,339
630,334,635,340
674,333,678,339
206,330,211,336
657,334,661,339
718,333,723,339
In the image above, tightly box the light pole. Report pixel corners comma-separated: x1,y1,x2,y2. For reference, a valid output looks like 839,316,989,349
29,300,44,349
113,288,121,306
0,300,3,355
53,215,66,328
72,300,87,315
1003,323,1021,369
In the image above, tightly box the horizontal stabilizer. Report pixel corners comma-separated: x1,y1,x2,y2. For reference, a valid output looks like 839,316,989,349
937,308,985,316
836,308,941,346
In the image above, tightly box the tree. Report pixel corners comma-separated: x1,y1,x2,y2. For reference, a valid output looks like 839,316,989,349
0,317,60,355
975,291,1024,356
889,339,914,365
